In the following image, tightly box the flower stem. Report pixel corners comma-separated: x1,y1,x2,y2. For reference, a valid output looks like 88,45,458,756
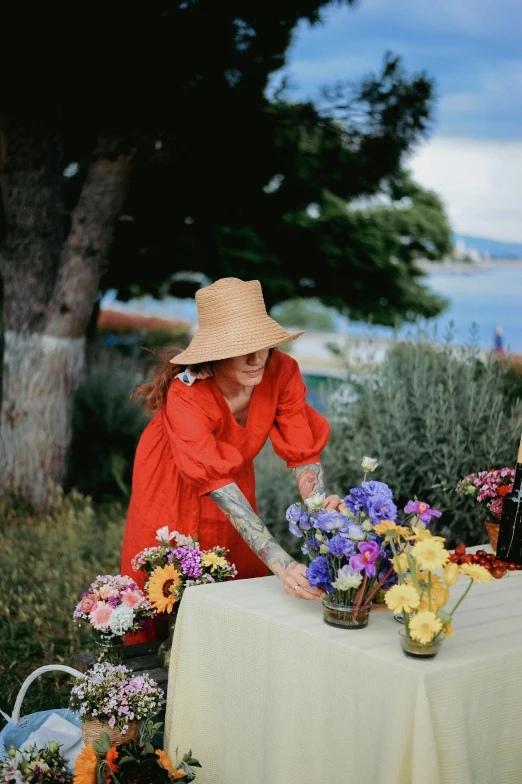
428,571,432,613
353,573,368,619
448,578,473,618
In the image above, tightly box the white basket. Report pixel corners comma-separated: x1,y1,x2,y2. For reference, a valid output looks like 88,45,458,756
2,664,83,726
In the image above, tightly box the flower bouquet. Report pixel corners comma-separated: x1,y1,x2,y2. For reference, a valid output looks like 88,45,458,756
73,720,200,783
1,741,73,783
383,522,492,658
69,663,164,746
132,528,237,667
73,576,154,665
456,467,515,551
286,457,409,628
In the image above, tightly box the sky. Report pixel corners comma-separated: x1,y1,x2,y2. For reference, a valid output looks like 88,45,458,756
269,0,522,243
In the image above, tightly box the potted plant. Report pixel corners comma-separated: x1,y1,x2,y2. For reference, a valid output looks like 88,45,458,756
456,468,515,552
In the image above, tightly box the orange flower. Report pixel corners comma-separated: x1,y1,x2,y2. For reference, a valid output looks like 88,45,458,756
105,747,119,783
73,743,98,784
156,748,174,772
172,770,188,780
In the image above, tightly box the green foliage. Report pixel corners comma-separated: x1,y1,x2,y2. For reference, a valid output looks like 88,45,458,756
271,298,335,331
67,352,147,499
0,492,125,721
322,337,522,545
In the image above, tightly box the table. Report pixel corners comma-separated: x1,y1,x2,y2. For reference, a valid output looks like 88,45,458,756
164,551,522,784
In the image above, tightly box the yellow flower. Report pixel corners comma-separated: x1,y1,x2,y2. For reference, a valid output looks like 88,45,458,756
392,553,409,574
419,582,449,611
73,743,98,784
373,520,411,538
444,621,455,637
201,552,228,572
443,562,459,586
384,584,420,614
459,563,492,583
409,529,445,543
409,611,443,644
411,539,449,571
148,564,181,613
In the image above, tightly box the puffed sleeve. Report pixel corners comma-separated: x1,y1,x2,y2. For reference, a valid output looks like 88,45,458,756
161,383,243,495
269,356,330,468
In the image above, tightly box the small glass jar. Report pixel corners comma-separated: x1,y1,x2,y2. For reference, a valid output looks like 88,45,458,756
398,629,443,659
92,634,124,666
322,598,372,629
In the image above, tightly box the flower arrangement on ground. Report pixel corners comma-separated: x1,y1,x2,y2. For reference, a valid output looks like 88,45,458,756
1,741,73,783
286,457,412,628
69,663,164,739
73,721,200,783
73,576,154,663
382,517,492,657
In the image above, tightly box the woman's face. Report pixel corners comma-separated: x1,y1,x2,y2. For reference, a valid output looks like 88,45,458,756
214,349,270,388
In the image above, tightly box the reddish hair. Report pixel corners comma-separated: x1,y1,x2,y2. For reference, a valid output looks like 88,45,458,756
132,346,274,417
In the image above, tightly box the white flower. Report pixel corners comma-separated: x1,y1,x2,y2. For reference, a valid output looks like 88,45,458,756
339,504,356,520
332,566,363,591
361,517,374,532
155,526,177,544
304,493,326,512
361,456,379,473
174,532,197,547
347,523,365,541
109,604,135,636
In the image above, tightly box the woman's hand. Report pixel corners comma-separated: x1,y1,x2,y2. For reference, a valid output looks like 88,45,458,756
323,494,343,510
280,561,325,601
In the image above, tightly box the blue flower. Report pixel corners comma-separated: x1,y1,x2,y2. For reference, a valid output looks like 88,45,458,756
362,480,394,499
289,522,303,538
286,504,311,537
327,534,355,558
286,504,303,524
344,486,368,516
314,510,345,532
306,555,333,592
366,496,398,524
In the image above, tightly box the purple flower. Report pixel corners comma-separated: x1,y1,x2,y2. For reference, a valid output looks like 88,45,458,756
349,541,381,578
302,537,321,555
362,480,393,499
286,504,311,537
404,500,442,524
327,534,355,558
344,486,368,516
306,555,333,592
366,495,398,524
314,510,345,532
172,546,202,578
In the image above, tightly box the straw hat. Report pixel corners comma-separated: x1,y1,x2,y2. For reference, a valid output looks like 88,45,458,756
170,278,304,366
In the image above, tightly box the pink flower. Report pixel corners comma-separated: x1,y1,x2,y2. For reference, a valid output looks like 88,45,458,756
122,589,143,609
404,500,442,524
99,584,119,600
90,601,114,630
349,541,381,578
79,593,98,613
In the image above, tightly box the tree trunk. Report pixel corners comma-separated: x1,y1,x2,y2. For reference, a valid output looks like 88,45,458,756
0,124,133,510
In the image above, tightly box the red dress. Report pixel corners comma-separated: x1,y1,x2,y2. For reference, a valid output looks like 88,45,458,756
120,351,330,625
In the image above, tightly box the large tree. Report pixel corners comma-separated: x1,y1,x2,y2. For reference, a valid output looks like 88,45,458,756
0,2,449,510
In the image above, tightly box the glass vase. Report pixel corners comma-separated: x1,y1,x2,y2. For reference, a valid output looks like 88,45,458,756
322,598,372,629
398,629,443,659
157,611,178,669
92,634,124,665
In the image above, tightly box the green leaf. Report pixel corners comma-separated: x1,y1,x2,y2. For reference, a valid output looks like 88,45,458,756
143,742,155,755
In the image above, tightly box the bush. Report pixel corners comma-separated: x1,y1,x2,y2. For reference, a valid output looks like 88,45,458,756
67,352,147,500
0,492,125,721
322,337,522,546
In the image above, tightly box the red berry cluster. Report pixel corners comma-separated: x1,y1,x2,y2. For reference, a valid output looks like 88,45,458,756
449,544,522,579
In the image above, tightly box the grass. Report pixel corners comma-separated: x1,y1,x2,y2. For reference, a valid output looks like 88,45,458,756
0,492,125,724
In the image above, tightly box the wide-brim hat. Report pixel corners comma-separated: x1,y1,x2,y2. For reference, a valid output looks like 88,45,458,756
170,277,304,366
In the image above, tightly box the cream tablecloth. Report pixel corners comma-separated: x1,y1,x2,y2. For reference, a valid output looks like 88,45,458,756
165,553,522,784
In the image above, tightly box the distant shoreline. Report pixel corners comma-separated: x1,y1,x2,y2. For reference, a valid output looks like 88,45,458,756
417,259,522,273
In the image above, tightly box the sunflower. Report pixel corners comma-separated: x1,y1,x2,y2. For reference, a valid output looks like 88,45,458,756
200,552,228,572
459,563,492,583
384,584,420,614
148,564,181,613
73,743,98,784
409,610,443,645
373,520,411,538
410,539,449,571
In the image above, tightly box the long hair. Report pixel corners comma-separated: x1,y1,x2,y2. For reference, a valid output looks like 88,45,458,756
132,346,274,418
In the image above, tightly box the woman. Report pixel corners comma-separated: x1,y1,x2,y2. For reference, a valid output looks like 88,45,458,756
121,277,339,621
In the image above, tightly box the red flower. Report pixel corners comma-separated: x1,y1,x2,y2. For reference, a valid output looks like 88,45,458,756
498,485,513,497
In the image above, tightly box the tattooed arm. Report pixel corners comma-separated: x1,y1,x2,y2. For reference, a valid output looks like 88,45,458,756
210,483,324,601
293,463,342,509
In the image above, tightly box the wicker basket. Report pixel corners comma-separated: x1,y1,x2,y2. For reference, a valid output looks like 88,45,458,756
81,717,139,746
484,521,500,553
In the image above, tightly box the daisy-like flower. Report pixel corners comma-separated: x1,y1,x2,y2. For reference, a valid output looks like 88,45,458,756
419,582,449,611
121,588,144,609
200,552,228,572
409,529,445,543
459,563,492,583
148,563,181,613
392,553,409,574
90,601,113,631
411,539,450,571
384,584,420,614
73,743,98,784
373,520,411,538
409,610,443,644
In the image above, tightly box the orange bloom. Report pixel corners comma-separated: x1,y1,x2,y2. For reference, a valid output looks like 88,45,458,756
172,770,188,780
156,748,174,772
105,747,119,783
73,743,98,784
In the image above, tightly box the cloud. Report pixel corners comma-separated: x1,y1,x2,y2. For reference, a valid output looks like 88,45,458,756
408,137,522,242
